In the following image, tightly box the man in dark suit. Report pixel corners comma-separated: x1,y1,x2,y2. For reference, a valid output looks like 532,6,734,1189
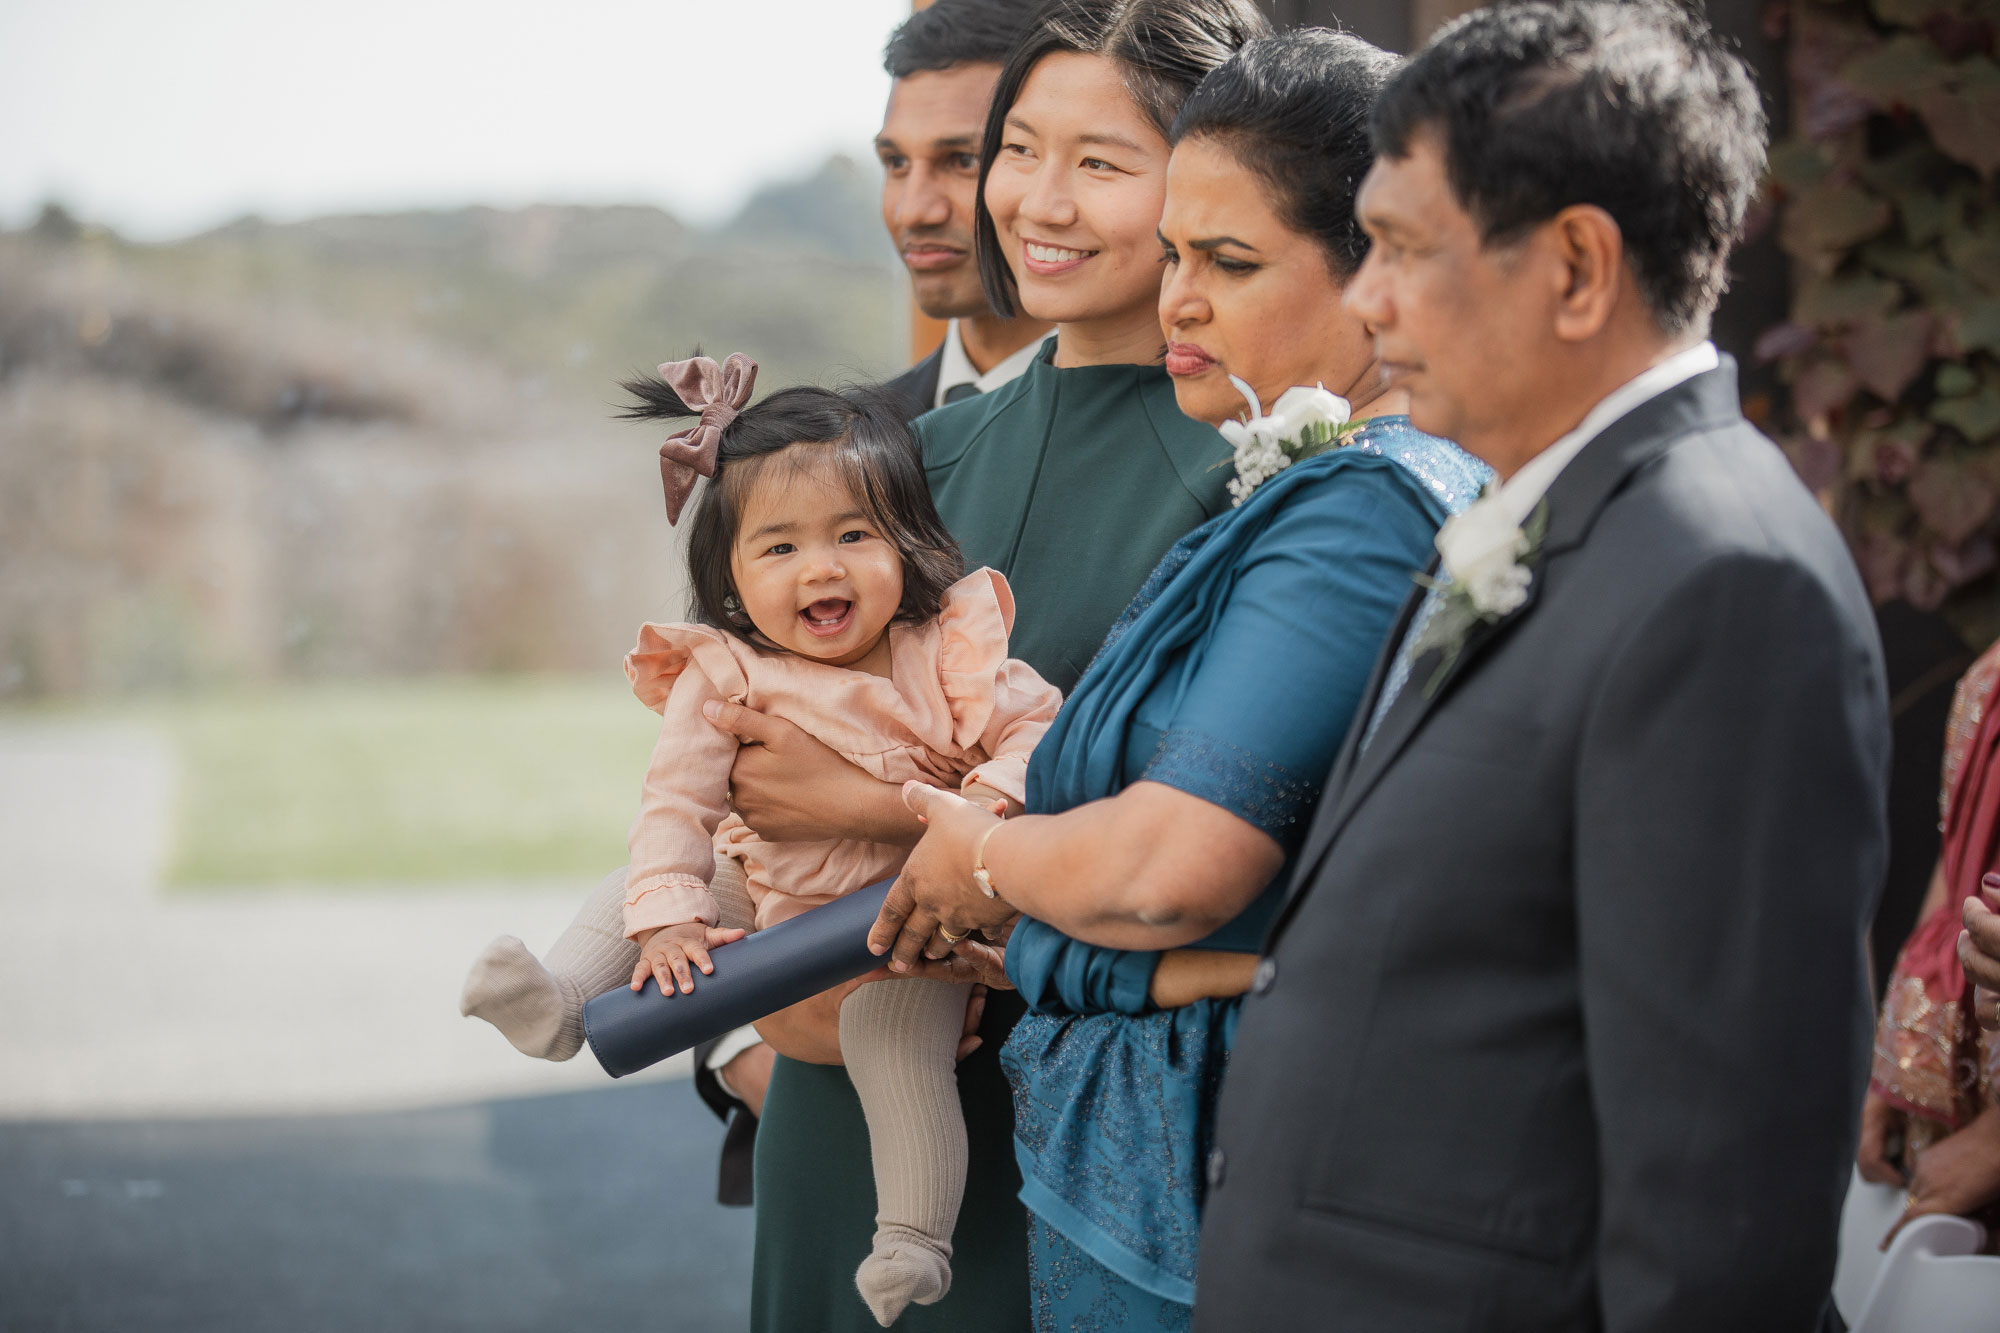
874,1,1051,420
689,0,1048,1204
1194,4,1890,1329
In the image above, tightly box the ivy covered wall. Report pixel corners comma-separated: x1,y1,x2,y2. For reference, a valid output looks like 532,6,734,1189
1767,0,2000,646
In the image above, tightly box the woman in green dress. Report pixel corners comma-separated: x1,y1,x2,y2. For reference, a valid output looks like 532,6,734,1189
712,2,1270,1328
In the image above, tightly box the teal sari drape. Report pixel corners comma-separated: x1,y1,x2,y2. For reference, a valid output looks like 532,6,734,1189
1000,419,1489,1311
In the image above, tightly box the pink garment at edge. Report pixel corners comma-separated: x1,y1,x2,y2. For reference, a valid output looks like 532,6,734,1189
621,567,1063,938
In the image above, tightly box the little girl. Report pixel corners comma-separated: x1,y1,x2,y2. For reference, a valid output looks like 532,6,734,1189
459,353,1061,1326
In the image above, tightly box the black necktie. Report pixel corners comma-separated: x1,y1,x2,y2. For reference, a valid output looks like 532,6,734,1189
943,382,979,405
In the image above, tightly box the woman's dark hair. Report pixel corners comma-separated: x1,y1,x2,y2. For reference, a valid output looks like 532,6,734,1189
883,0,1043,78
1371,0,1766,333
1169,30,1400,279
619,374,963,641
974,0,1270,318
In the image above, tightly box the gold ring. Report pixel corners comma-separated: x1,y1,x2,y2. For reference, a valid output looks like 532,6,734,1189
936,926,967,945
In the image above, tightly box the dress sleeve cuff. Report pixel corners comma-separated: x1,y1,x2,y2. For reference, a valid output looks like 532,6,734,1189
963,755,1029,805
1004,916,1160,1016
1141,726,1321,847
623,873,720,938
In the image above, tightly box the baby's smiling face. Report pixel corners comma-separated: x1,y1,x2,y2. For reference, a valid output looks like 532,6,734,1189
727,450,904,676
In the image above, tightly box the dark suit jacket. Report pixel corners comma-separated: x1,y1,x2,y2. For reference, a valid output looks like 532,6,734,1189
692,341,951,1206
881,346,943,421
1194,362,1889,1331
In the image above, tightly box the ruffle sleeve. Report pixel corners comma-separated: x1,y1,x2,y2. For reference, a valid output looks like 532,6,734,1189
933,568,1063,804
963,656,1063,805
933,567,1018,749
624,621,749,714
621,622,745,939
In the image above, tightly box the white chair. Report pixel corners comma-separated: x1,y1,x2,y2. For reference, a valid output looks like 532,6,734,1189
1846,1210,2000,1333
1834,1167,1909,1321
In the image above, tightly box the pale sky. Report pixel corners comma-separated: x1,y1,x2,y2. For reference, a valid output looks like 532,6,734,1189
0,0,909,240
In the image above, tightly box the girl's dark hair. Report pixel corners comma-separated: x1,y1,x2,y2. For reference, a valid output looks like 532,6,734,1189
1169,30,1401,279
973,0,1270,319
619,374,963,641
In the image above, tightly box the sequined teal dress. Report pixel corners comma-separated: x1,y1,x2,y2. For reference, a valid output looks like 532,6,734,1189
999,418,1488,1331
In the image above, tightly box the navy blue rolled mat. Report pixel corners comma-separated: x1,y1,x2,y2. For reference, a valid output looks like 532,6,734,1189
582,877,895,1078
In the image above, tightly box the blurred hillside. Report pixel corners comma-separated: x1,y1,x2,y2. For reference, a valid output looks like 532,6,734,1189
0,156,901,699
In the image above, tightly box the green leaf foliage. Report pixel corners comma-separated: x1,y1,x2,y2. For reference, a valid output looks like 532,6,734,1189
1839,33,1947,102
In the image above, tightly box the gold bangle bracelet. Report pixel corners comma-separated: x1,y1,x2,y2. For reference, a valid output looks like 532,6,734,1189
971,818,1003,899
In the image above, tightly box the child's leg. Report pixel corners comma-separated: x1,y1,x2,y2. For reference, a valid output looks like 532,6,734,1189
708,852,757,934
459,866,634,1061
460,855,755,1061
839,977,972,1326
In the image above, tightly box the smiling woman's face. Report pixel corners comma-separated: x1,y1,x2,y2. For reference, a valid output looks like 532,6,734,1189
1157,135,1380,427
982,51,1171,346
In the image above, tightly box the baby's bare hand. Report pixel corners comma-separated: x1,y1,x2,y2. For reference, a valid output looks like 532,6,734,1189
630,923,746,996
960,782,1016,819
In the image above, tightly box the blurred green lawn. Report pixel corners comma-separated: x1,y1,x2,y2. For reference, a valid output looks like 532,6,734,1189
121,675,659,887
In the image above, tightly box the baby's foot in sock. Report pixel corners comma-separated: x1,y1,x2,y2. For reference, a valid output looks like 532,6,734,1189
459,935,585,1061
854,1234,951,1327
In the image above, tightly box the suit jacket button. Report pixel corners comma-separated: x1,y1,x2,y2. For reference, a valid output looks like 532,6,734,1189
1206,1147,1227,1190
1252,958,1277,995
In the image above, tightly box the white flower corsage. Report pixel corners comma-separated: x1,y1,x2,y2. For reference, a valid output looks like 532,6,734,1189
1408,488,1548,696
1219,376,1363,506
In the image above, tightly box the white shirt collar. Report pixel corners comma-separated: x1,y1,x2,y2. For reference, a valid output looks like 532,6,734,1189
934,319,979,405
1493,340,1719,524
932,319,1045,409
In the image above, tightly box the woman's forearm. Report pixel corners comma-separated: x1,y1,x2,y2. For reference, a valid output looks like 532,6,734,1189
1148,950,1259,1008
852,774,926,846
985,782,1282,951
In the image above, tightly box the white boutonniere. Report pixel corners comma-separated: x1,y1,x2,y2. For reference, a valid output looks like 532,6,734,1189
1408,489,1548,696
1218,376,1364,506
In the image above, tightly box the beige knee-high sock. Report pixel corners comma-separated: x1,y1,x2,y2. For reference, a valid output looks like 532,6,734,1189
707,854,756,934
459,856,756,1061
840,978,971,1327
460,866,632,1060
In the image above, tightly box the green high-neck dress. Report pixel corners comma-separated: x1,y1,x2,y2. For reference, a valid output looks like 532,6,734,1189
916,339,1236,693
748,339,1231,1332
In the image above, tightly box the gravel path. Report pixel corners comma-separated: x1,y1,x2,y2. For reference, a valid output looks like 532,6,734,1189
0,720,686,1120
0,719,753,1332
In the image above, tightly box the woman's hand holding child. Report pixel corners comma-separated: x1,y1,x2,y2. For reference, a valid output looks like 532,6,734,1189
630,921,747,996
708,700,927,847
872,782,1023,972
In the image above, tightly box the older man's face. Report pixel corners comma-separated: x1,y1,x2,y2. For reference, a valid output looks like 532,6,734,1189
1344,129,1556,473
877,63,1002,322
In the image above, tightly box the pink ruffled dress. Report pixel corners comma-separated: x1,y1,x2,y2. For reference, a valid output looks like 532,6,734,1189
621,568,1063,937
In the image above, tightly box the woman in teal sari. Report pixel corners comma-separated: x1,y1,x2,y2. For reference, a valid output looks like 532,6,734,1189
871,32,1489,1330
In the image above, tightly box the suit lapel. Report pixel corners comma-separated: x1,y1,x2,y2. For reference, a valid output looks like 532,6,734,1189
883,347,944,423
1267,361,1750,943
1280,564,1544,919
1316,566,1436,812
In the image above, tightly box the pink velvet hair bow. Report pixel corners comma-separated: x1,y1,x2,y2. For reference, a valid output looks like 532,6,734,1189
656,352,757,524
